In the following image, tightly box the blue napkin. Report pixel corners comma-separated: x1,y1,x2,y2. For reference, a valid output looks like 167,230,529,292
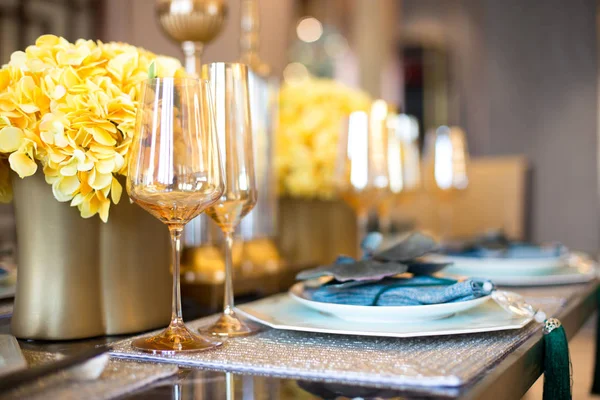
445,243,565,259
309,276,494,306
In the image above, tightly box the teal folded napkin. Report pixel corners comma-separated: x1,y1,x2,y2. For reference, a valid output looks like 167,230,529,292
441,231,567,259
309,276,494,306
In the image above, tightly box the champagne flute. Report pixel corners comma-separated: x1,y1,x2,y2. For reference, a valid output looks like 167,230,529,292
380,113,421,233
200,63,259,337
127,77,224,354
422,125,469,241
335,100,391,257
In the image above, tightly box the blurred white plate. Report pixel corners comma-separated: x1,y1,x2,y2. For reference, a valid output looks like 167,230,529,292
427,253,567,277
0,261,17,287
431,252,597,286
237,293,530,338
0,285,15,300
286,282,490,323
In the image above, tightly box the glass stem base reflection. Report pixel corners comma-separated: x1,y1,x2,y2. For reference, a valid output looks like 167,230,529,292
201,308,261,337
132,317,222,354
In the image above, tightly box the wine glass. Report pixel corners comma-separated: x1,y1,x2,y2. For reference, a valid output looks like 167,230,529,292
422,125,469,240
379,113,421,234
200,62,259,337
335,100,391,257
127,77,224,354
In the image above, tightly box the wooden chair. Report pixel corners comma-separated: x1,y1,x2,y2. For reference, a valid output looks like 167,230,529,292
401,155,529,241
278,155,529,266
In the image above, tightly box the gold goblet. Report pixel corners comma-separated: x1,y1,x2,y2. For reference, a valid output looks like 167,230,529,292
156,0,228,279
155,0,228,75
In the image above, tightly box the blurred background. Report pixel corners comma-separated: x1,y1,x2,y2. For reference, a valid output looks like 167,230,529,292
0,0,597,256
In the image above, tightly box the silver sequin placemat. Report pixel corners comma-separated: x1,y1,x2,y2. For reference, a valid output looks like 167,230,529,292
111,297,565,389
3,350,178,400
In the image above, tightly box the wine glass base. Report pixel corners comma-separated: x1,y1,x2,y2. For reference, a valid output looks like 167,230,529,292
201,310,262,338
132,319,223,355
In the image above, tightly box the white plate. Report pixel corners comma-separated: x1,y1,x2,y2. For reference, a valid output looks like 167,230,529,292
288,282,491,323
427,253,567,277
432,252,598,286
451,265,597,286
237,293,532,338
0,266,16,287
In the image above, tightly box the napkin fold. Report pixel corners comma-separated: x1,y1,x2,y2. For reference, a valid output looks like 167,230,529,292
309,276,494,306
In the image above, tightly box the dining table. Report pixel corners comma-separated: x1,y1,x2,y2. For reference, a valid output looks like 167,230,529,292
0,279,597,400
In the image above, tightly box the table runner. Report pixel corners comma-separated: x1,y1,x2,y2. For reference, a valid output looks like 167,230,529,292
110,296,564,389
3,350,178,400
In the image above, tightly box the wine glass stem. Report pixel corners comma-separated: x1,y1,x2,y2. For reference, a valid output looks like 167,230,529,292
439,200,453,242
226,372,234,400
223,231,235,315
169,227,184,323
379,212,391,236
357,211,368,258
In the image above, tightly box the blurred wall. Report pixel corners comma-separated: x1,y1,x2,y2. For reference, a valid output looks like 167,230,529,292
101,0,294,75
404,0,599,253
100,0,599,253
484,0,598,253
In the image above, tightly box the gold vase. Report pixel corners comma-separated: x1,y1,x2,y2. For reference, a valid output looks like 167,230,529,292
10,172,171,340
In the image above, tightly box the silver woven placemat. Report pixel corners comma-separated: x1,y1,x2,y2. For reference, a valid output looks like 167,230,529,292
3,350,178,400
110,297,565,389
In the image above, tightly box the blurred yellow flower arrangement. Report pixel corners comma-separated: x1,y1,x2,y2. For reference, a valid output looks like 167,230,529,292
0,35,184,221
276,78,370,199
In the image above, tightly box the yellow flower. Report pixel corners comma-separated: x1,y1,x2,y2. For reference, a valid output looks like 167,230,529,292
0,127,24,152
0,35,185,221
276,78,370,199
9,150,37,178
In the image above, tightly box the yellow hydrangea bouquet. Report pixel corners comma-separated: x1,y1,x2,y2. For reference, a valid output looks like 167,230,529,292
0,35,184,222
276,78,370,199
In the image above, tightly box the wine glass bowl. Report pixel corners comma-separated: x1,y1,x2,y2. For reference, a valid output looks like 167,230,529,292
386,113,422,201
422,125,469,198
335,101,392,255
127,77,224,353
422,125,470,240
378,113,422,233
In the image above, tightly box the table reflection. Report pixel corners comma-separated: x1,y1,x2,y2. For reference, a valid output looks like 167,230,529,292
121,368,447,399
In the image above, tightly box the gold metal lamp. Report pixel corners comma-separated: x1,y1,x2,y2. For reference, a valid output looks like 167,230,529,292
155,0,228,279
